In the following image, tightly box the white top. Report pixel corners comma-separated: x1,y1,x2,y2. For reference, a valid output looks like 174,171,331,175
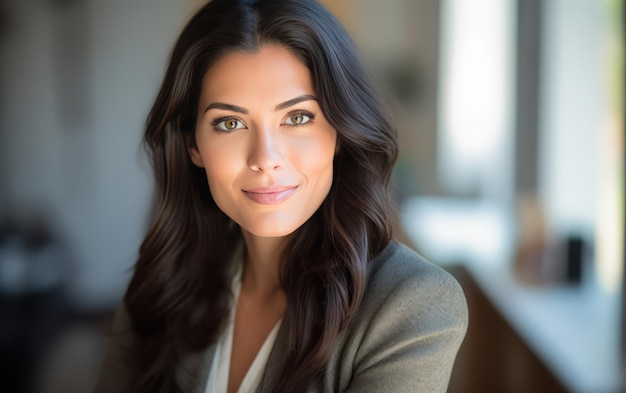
205,256,283,393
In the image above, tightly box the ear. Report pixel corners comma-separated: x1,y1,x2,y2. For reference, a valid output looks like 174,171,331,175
186,133,205,168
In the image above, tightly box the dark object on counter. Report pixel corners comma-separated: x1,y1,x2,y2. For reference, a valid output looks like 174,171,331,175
564,235,584,284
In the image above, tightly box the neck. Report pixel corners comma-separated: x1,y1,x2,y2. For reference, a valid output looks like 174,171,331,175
241,230,289,299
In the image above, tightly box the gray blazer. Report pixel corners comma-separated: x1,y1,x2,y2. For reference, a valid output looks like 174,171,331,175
95,242,468,392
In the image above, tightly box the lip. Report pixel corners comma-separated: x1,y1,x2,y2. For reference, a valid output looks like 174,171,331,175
242,185,298,205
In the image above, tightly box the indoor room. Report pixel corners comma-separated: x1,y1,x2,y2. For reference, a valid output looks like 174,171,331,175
0,1,624,392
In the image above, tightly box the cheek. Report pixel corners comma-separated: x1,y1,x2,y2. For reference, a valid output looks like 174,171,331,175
199,143,241,199
293,132,336,186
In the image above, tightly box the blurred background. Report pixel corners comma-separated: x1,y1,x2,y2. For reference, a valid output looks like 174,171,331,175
0,0,624,392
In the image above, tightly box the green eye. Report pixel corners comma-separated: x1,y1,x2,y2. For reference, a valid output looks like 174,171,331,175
285,112,312,126
215,118,245,131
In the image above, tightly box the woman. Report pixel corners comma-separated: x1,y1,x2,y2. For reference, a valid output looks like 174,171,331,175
95,0,468,392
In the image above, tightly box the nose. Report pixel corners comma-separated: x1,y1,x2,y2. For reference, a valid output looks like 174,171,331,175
247,126,284,172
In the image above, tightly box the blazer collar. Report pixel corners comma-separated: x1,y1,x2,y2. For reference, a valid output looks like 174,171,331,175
256,319,289,392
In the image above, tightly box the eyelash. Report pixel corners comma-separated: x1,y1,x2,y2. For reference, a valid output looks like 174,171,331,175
210,110,316,133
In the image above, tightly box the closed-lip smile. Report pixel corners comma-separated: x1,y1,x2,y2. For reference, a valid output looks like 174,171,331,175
242,185,298,204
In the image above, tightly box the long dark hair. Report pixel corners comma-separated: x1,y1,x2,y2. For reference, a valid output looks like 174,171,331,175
124,0,398,391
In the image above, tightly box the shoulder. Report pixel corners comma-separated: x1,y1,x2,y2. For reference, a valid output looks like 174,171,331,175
323,241,468,392
363,241,468,324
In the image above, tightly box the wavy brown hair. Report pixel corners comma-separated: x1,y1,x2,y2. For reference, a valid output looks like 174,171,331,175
124,0,398,391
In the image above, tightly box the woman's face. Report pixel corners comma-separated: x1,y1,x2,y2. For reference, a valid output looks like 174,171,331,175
190,45,337,238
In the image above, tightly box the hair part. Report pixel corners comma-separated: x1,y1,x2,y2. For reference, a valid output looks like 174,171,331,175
124,1,398,392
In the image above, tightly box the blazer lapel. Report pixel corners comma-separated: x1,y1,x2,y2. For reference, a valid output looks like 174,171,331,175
256,319,289,392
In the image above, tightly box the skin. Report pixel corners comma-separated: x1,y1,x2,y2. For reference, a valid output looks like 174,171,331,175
188,45,337,393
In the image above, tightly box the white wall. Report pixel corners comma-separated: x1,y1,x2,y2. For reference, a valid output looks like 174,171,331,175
539,0,622,292
539,0,603,235
0,1,196,309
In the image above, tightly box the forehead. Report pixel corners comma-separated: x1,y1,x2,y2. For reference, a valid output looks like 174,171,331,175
199,45,316,105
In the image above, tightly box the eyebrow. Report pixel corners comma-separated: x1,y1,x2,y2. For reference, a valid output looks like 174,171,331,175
274,94,317,111
203,94,318,114
204,102,248,114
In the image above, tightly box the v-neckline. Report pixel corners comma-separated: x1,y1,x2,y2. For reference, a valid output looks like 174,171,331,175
206,256,284,393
